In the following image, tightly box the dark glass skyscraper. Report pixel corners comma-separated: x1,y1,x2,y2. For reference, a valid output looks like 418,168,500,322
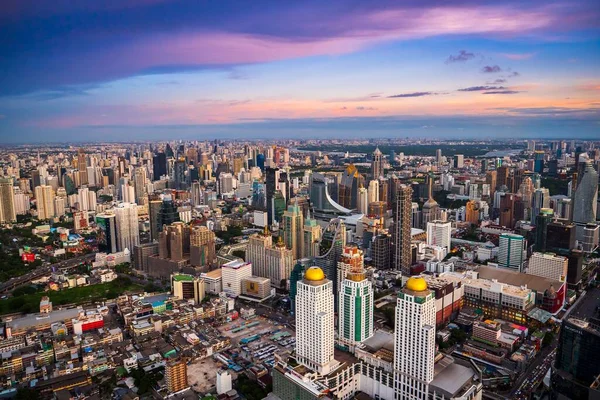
153,152,167,180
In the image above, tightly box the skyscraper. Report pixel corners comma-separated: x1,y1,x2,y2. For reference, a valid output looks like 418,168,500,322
190,225,216,269
282,202,304,260
498,233,526,272
35,185,55,220
534,208,554,252
0,178,16,223
338,164,363,210
426,220,451,253
394,277,436,400
572,160,598,241
392,185,413,274
303,214,322,259
338,256,373,348
371,147,383,180
114,202,140,252
295,267,338,375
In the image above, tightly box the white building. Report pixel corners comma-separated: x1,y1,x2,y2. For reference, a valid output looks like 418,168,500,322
35,185,55,220
527,252,568,281
114,202,140,252
216,369,232,395
221,260,252,297
426,220,452,253
201,269,222,294
498,233,526,272
296,267,338,375
394,277,436,400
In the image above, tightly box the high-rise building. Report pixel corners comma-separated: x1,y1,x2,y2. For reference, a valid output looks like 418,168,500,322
295,267,338,375
338,260,373,348
303,215,322,259
247,230,294,288
453,154,464,169
421,175,440,229
371,147,383,180
190,225,216,269
394,277,436,400
426,220,451,253
534,208,555,252
77,148,88,186
114,202,139,252
148,196,162,242
436,148,442,164
282,202,304,260
171,274,205,304
392,185,412,274
96,212,118,253
498,233,526,271
165,358,188,393
34,185,55,220
152,152,167,180
133,167,147,204
338,164,364,210
527,252,568,282
0,178,16,223
336,245,364,294
314,219,346,300
465,200,479,225
572,160,598,243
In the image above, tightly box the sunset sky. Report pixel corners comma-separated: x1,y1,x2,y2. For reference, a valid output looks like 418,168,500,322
1,0,599,142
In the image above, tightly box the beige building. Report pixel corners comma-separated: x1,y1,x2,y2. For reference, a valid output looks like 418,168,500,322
527,252,568,282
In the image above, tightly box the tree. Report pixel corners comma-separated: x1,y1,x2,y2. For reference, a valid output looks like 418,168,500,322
542,332,555,348
15,387,41,400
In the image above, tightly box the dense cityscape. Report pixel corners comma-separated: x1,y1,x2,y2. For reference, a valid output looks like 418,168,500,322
0,139,596,400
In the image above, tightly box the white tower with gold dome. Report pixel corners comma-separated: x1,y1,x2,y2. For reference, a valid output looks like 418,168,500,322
295,266,338,375
394,277,436,400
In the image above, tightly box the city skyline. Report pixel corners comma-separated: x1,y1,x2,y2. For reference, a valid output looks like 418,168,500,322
1,0,599,142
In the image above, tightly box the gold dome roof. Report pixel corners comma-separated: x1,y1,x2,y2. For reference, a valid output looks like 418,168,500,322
406,277,428,292
305,267,325,282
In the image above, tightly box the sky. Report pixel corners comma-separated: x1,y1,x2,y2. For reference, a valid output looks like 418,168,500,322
0,0,599,143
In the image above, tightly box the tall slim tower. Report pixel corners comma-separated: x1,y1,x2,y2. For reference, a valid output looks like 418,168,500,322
35,185,55,220
338,259,373,348
0,178,16,223
282,202,304,260
295,267,338,375
392,185,413,274
303,214,322,259
394,277,436,400
371,147,383,180
114,202,140,252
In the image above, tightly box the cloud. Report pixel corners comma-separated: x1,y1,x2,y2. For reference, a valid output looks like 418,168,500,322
501,53,535,60
227,70,250,80
445,50,475,64
481,65,502,73
507,71,520,77
458,86,506,92
356,106,377,111
487,78,507,84
388,92,435,98
482,90,521,94
491,106,600,115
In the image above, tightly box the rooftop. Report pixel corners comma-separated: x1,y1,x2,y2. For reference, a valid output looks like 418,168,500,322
6,308,83,331
476,265,563,293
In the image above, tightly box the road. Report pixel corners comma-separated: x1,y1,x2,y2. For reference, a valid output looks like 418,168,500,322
508,342,557,399
0,254,95,294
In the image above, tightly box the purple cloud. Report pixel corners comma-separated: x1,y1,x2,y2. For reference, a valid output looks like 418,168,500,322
482,90,521,94
445,50,476,64
388,92,435,98
458,86,506,92
482,65,502,73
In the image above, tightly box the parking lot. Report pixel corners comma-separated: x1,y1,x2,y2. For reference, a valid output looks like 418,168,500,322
188,357,223,393
217,315,296,368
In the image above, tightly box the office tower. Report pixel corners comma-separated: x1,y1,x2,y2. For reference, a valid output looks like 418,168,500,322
378,178,389,207
77,148,88,186
465,200,479,225
426,220,451,253
246,229,273,278
282,202,304,260
190,225,216,269
295,267,337,375
486,170,497,197
132,242,159,272
114,202,139,252
216,369,233,395
499,192,517,228
171,274,205,304
371,231,391,270
165,358,188,393
152,152,167,180
310,173,350,216
53,196,65,216
133,167,147,204
357,186,368,214
453,154,464,168
436,148,442,164
173,158,187,190
303,214,322,259
218,172,234,195
527,252,568,281
481,158,489,173
421,175,440,229
265,167,278,225
148,196,162,242
534,208,554,252
367,179,379,204
0,178,16,223
336,245,364,293
289,258,312,315
35,185,55,220
553,300,600,399
158,196,180,229
371,147,383,179
221,260,252,297
533,150,545,173
190,181,203,206
96,213,118,253
498,233,526,271
159,223,185,260
392,185,412,274
338,253,373,348
14,192,30,216
572,160,598,234
531,188,550,222
496,165,509,189
338,164,363,210
394,277,436,400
